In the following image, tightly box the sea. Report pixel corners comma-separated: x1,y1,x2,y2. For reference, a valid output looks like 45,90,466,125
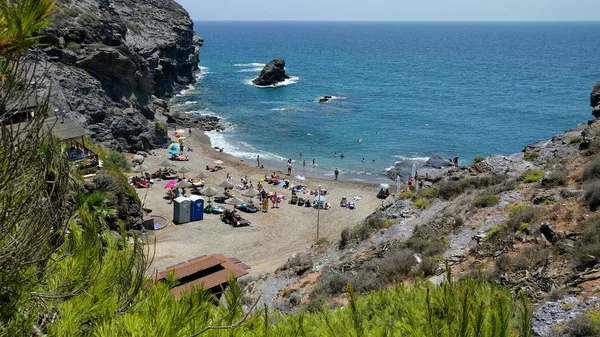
171,21,600,182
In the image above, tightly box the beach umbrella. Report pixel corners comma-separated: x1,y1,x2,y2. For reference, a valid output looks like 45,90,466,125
164,181,176,189
295,175,307,181
242,188,260,203
201,186,218,205
133,164,149,173
174,180,193,189
201,186,219,196
195,172,209,179
241,189,260,197
159,159,174,169
225,197,245,207
314,195,327,202
168,149,180,155
169,143,180,150
178,136,186,140
218,180,234,189
378,183,392,189
176,129,186,134
214,160,224,165
178,166,192,178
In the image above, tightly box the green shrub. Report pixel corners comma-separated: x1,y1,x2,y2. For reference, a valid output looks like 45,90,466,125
522,169,544,183
582,158,600,181
105,150,130,171
523,150,539,161
473,194,499,208
398,190,417,200
507,204,539,230
437,175,508,200
574,215,600,269
126,21,142,34
473,156,484,164
421,186,438,199
565,309,600,337
486,223,509,240
584,180,600,211
544,168,567,187
155,120,167,135
412,197,430,209
92,166,140,229
66,41,80,51
568,136,582,144
319,270,351,296
513,243,550,271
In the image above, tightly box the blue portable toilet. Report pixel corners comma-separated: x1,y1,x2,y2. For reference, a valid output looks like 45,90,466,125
189,195,204,221
173,196,191,224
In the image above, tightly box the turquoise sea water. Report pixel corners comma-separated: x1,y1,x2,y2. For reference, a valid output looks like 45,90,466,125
172,21,600,181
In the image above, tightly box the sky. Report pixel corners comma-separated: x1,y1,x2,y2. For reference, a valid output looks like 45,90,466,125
175,0,600,21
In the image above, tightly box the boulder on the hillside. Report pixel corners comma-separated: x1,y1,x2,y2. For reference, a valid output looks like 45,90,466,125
252,59,290,86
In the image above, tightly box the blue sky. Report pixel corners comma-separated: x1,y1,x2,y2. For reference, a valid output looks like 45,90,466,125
175,0,600,21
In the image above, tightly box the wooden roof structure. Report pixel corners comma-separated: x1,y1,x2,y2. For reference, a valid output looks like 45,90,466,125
3,115,89,141
154,254,250,300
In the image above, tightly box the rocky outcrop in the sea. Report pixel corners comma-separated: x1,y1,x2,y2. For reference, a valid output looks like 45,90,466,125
252,58,290,86
591,82,600,118
33,0,217,150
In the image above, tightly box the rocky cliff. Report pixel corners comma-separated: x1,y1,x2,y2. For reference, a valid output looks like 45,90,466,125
592,82,600,118
34,0,218,150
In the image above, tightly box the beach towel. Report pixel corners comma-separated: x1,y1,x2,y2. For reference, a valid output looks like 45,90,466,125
278,181,286,187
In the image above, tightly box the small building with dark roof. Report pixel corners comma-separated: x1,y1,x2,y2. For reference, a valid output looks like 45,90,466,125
154,254,250,300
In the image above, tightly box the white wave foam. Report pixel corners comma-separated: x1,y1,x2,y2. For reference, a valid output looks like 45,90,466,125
175,84,195,97
205,130,288,163
186,109,220,117
246,76,300,88
392,155,430,162
269,107,297,112
234,63,265,67
236,67,264,73
183,101,197,105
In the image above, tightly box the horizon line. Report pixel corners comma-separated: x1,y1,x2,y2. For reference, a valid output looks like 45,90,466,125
191,19,600,23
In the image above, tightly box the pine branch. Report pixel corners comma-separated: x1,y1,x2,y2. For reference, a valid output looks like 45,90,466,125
186,295,261,337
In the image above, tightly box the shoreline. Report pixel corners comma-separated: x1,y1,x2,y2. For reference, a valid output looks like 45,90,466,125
194,129,384,188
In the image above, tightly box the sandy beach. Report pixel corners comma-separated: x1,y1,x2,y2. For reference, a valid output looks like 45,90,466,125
138,129,383,276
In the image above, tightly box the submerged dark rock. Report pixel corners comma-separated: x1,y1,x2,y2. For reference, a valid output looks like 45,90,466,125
252,58,290,86
32,0,217,151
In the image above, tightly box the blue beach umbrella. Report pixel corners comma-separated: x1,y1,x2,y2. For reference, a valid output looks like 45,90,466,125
378,183,392,189
168,149,180,155
169,143,180,150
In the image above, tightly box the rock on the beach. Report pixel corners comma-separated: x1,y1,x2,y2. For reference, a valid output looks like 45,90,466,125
252,58,290,86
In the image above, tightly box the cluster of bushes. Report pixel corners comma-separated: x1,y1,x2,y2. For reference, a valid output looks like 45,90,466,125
473,194,500,208
105,150,130,171
473,155,485,164
485,205,540,242
582,158,600,211
494,243,551,274
522,169,545,183
92,166,140,229
573,215,600,270
316,246,437,297
339,216,388,248
437,175,509,200
523,149,540,161
565,309,600,337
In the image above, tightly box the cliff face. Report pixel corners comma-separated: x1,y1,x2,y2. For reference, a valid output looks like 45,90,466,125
35,0,216,150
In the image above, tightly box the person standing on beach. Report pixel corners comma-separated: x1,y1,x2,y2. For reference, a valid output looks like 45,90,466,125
453,154,459,166
312,158,315,166
303,159,306,168
287,162,292,176
257,155,260,167
189,127,192,135
334,168,339,180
